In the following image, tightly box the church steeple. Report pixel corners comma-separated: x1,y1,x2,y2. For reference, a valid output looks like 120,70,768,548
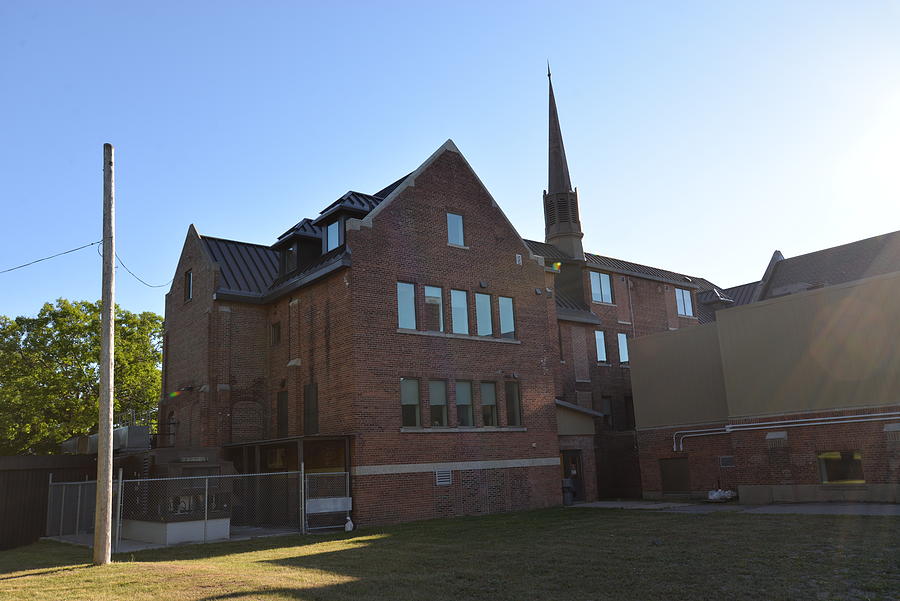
543,67,584,260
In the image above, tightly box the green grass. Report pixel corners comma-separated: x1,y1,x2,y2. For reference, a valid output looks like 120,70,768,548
1,507,898,600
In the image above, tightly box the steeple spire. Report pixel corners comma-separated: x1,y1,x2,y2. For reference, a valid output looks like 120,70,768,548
547,66,572,194
542,68,584,260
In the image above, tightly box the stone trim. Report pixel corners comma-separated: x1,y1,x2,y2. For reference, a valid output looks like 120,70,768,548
352,457,560,476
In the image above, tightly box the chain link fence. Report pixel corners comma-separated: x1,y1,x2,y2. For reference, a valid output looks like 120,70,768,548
46,470,350,549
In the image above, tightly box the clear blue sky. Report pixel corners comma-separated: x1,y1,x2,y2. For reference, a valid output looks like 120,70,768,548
2,1,899,318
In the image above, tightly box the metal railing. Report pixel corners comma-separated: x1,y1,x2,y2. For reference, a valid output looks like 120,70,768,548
46,468,351,549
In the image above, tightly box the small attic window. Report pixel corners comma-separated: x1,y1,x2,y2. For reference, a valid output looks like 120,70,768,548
447,213,465,247
326,221,341,252
282,243,298,274
184,271,193,302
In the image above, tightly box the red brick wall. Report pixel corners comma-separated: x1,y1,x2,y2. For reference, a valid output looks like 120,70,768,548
637,405,900,498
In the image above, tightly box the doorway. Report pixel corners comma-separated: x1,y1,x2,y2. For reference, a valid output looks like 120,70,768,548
561,450,585,502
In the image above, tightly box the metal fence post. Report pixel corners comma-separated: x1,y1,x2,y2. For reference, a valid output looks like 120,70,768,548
300,462,306,535
46,473,53,537
115,468,124,552
203,476,209,544
58,481,66,537
75,482,82,535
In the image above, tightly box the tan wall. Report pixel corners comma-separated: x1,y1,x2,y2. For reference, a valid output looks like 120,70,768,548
631,322,728,428
556,407,595,436
719,272,900,417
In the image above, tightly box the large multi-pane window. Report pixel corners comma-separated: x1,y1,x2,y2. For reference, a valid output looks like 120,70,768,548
424,286,444,332
505,381,522,426
475,293,493,336
499,296,515,339
429,380,448,427
451,289,469,334
595,331,606,362
675,287,694,317
326,220,340,252
456,381,473,426
480,382,497,426
618,333,629,363
400,378,420,427
447,213,465,246
397,282,416,329
590,272,613,304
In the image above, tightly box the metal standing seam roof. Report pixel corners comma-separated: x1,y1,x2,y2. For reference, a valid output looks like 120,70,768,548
698,281,760,307
761,229,900,299
277,218,322,242
201,236,280,295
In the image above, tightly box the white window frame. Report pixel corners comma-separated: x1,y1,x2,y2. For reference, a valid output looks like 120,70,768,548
590,272,613,304
595,331,607,362
618,332,629,364
447,213,465,247
675,287,694,317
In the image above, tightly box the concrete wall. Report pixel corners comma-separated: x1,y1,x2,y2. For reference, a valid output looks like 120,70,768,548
719,271,900,417
631,322,728,428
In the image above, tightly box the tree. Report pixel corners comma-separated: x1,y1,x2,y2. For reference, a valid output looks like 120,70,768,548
0,299,163,455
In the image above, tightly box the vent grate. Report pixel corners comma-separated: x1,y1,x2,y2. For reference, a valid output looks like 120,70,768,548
719,455,736,468
435,469,452,486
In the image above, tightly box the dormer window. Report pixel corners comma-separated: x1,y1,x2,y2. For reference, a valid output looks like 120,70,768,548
281,243,298,274
326,220,341,252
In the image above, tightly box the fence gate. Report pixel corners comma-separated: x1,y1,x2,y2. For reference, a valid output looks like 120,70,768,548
304,471,351,531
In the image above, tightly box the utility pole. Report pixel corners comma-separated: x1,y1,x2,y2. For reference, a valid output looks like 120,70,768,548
93,143,115,565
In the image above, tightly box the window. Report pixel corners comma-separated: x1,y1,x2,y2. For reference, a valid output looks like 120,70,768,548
271,322,281,346
184,270,193,302
618,333,629,363
595,331,606,362
475,293,493,336
429,380,448,427
397,282,416,329
450,289,469,334
447,213,464,246
818,451,865,484
282,244,298,273
675,287,694,317
424,286,444,332
304,383,319,435
276,391,288,438
590,272,613,304
505,381,522,426
400,378,420,427
499,296,515,339
456,381,473,427
326,220,340,252
481,382,497,426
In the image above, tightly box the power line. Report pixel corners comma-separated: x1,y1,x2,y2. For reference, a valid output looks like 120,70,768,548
114,253,172,288
97,244,172,288
0,240,102,274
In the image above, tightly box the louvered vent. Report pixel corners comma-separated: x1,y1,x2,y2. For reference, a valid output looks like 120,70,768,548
885,423,900,442
435,469,452,486
766,431,788,449
719,455,736,468
569,197,579,223
544,198,556,225
557,197,570,222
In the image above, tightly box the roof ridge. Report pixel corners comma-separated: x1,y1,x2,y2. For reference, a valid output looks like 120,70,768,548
778,229,900,263
201,235,274,249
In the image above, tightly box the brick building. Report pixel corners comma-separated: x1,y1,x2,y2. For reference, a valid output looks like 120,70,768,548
161,74,721,523
631,231,900,503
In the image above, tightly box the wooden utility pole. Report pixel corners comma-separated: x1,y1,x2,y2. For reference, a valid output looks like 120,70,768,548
93,143,115,565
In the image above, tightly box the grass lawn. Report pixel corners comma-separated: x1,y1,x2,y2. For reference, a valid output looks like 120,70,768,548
1,507,898,601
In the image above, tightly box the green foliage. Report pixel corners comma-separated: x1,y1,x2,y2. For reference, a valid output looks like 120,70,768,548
0,299,162,455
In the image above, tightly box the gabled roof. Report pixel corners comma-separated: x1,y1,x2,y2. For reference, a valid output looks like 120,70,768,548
523,239,716,291
277,218,322,242
698,281,759,307
761,230,900,299
202,236,280,295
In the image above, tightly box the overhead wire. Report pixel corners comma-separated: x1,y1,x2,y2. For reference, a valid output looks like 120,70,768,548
0,240,102,274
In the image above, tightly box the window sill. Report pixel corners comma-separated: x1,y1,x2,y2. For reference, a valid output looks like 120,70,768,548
447,243,470,250
401,426,527,433
620,363,630,369
397,328,520,344
591,301,616,307
596,362,611,366
677,314,698,320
